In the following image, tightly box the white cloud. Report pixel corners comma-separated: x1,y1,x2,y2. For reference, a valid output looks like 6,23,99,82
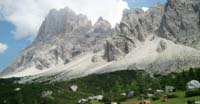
0,43,8,53
0,0,128,39
142,7,149,12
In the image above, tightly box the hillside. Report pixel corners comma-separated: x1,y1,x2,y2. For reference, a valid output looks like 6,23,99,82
0,68,200,104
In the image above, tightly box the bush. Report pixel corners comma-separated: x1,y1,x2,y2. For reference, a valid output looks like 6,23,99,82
117,96,127,102
101,97,110,103
185,89,200,97
167,94,178,99
187,100,195,104
151,96,160,101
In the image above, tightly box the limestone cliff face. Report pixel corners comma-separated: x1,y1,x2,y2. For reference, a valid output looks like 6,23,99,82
104,0,200,61
103,0,200,73
158,0,200,48
0,7,113,76
104,4,165,61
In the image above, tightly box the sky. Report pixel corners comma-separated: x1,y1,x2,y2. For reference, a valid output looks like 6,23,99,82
0,0,167,71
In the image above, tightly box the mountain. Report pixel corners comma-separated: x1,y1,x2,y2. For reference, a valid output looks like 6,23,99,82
1,0,200,82
0,7,113,78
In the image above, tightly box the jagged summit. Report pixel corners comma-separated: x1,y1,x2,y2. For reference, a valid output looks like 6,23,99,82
35,7,92,43
93,17,112,33
97,17,104,21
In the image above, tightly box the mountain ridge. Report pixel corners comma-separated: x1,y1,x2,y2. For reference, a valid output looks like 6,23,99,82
1,0,200,82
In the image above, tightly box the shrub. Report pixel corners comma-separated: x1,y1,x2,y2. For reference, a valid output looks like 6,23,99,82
167,94,178,99
187,100,195,104
185,89,200,97
117,96,127,102
151,96,160,101
101,97,110,103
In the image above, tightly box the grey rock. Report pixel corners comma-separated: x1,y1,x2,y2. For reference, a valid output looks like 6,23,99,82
103,40,124,62
93,17,112,33
91,55,101,63
158,0,200,48
157,40,167,52
104,3,165,59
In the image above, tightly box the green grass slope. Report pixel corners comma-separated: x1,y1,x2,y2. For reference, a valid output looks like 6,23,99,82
0,68,199,104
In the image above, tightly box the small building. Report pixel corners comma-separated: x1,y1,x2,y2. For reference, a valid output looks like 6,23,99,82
148,88,152,91
147,93,154,97
156,89,164,93
14,88,21,91
88,95,103,101
77,98,88,103
128,91,134,98
195,101,200,104
41,91,53,98
111,102,118,104
165,86,175,93
70,85,78,92
120,93,126,96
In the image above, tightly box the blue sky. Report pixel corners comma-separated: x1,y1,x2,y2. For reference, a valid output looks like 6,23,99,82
0,21,31,70
127,0,166,8
0,0,167,71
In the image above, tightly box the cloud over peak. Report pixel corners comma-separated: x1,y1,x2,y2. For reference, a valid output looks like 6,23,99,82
0,0,128,39
142,7,149,12
0,43,8,53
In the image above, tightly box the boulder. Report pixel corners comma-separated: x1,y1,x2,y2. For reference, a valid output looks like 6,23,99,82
157,40,167,53
186,80,200,89
91,55,101,63
103,40,124,62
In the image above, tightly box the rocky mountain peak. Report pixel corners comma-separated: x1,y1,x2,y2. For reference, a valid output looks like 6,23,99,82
97,17,104,21
93,17,112,33
0,7,113,77
35,7,92,42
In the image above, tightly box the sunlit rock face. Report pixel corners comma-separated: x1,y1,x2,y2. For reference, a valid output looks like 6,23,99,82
158,0,200,49
104,4,165,61
0,7,113,76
